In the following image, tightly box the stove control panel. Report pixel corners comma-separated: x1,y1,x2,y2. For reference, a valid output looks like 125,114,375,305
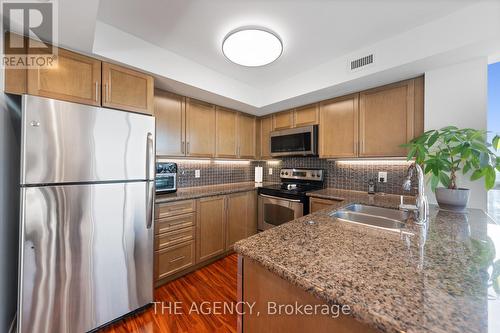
279,168,324,181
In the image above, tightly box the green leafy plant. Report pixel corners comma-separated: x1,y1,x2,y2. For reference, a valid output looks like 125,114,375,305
402,126,500,191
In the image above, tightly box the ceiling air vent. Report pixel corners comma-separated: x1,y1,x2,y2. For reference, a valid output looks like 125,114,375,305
349,54,374,71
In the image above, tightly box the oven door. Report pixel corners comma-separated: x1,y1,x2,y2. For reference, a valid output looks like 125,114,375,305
258,194,303,231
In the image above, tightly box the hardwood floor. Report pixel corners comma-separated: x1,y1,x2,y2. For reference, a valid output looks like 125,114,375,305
99,254,238,333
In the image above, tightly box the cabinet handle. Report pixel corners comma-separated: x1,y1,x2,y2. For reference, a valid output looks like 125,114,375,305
103,83,107,102
181,141,185,154
95,81,99,102
108,80,111,101
170,255,186,263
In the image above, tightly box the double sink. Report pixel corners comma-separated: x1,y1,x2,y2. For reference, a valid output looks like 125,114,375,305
330,204,409,231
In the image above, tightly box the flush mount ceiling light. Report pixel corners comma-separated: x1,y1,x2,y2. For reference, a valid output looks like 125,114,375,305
222,28,282,67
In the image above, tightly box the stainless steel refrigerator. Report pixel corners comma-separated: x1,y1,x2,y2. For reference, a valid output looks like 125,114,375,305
17,95,155,333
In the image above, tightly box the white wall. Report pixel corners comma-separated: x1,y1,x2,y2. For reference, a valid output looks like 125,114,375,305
424,57,488,210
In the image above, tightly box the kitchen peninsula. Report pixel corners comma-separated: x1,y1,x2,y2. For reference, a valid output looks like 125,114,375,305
235,189,497,333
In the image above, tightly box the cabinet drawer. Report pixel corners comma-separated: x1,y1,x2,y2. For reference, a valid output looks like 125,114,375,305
156,200,195,219
156,212,195,234
155,241,195,280
155,226,195,250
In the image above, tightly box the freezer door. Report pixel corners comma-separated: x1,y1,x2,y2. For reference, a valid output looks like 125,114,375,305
18,182,154,333
21,95,155,185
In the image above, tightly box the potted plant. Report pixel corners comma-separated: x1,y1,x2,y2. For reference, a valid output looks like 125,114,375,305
403,126,500,212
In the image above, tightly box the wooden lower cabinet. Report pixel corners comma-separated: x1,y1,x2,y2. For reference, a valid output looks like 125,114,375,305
155,241,196,280
196,196,226,262
239,257,381,333
309,197,342,213
154,191,257,284
226,191,257,250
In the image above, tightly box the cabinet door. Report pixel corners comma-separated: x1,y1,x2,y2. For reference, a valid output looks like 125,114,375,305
216,107,238,158
359,79,415,157
27,48,101,106
294,103,319,127
273,110,294,130
186,99,216,157
154,90,185,156
319,94,359,158
197,196,226,262
238,113,256,158
260,116,273,159
309,197,340,213
226,191,257,250
102,62,154,115
155,241,195,281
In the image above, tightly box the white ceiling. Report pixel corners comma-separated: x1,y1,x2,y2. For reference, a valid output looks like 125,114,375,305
97,0,475,88
51,0,500,115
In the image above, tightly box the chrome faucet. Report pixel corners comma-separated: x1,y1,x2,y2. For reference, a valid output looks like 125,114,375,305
400,163,429,225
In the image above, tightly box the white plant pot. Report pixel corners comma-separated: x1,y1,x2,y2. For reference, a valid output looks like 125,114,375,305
435,187,470,212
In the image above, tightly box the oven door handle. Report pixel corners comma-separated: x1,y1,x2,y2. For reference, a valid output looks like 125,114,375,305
258,194,301,203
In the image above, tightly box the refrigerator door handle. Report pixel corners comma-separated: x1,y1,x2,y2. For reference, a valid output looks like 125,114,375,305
146,181,155,229
146,132,155,181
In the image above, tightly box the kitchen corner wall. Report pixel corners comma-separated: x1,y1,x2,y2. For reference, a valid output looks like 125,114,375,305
424,57,488,210
160,158,415,196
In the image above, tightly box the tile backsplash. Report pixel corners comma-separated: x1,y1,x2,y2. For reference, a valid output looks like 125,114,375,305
158,157,416,195
157,159,256,188
258,157,415,195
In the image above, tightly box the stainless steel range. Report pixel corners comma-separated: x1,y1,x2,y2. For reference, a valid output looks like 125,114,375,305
257,168,324,231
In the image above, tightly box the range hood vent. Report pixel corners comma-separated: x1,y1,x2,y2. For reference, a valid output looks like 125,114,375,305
350,54,374,71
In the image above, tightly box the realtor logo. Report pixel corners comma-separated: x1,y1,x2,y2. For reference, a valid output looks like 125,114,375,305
1,0,58,68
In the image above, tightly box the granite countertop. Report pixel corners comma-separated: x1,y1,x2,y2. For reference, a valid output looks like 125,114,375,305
155,182,276,203
234,188,500,333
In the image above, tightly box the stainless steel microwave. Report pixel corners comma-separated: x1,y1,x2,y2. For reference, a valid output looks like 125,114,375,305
270,125,318,157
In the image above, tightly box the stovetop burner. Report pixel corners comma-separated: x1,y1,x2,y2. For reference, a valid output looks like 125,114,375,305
258,168,325,198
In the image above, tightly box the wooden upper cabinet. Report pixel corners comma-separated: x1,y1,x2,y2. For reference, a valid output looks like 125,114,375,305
4,33,27,94
154,89,185,156
359,79,416,157
216,107,238,158
185,98,216,157
259,116,273,159
226,191,257,250
196,196,226,262
294,103,319,127
27,48,101,106
102,62,154,115
319,94,359,158
238,113,256,158
273,110,294,130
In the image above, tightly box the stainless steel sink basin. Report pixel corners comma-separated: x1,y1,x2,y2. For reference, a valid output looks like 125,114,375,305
329,204,408,231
